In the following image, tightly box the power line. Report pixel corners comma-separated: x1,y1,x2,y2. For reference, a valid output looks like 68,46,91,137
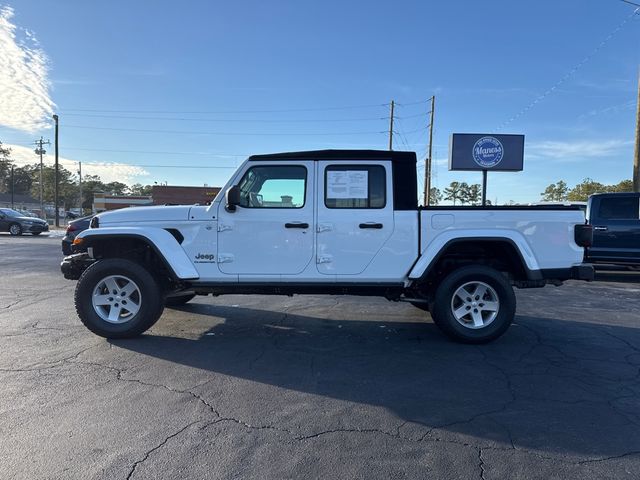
58,102,390,115
496,8,640,131
9,157,238,169
58,112,391,123
60,124,387,136
394,99,431,107
62,147,248,157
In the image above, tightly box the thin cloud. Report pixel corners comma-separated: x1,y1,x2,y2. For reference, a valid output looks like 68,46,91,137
0,6,55,132
527,139,633,160
6,143,149,184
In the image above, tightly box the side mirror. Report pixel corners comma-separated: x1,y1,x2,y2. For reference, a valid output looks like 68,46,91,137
225,185,241,212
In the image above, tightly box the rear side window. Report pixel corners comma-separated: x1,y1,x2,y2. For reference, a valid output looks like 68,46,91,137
597,197,640,220
324,165,386,209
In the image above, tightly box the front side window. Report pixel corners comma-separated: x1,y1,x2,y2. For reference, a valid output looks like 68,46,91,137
237,165,307,208
598,197,640,220
324,165,386,209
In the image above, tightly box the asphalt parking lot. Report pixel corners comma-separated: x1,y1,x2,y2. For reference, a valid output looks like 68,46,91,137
1,233,639,479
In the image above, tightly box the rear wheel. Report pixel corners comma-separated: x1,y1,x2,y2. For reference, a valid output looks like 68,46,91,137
74,258,164,338
430,265,516,344
9,224,22,236
165,293,196,307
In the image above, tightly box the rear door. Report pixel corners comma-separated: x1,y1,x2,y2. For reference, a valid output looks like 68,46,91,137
316,161,394,275
590,195,640,263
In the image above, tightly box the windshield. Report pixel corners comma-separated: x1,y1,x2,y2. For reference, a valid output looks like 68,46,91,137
0,209,22,218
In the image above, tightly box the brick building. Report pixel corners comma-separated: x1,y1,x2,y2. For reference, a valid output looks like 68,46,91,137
151,185,221,206
93,192,153,212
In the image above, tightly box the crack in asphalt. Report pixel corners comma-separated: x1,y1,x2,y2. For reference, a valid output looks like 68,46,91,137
577,450,640,464
478,447,487,480
0,344,101,372
126,420,202,480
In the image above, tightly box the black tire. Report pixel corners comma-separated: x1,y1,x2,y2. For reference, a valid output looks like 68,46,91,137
32,232,41,236
165,293,196,307
9,223,22,236
409,301,430,312
74,258,165,339
430,265,516,344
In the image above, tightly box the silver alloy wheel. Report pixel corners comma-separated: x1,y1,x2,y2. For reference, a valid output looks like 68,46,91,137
91,275,142,324
450,281,500,329
9,224,21,235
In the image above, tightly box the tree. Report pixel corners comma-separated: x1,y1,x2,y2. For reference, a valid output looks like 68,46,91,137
129,183,153,196
612,179,633,193
541,180,568,202
0,141,13,194
11,165,35,195
33,164,79,209
103,181,128,195
443,181,463,205
567,178,607,201
428,187,442,206
461,183,482,205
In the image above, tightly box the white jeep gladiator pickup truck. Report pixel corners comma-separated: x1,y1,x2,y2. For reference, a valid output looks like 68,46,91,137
62,150,594,343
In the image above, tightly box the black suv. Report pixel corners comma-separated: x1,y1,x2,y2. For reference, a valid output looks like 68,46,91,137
586,193,640,267
0,208,49,236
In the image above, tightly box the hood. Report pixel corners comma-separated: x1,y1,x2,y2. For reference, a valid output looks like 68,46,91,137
97,205,193,225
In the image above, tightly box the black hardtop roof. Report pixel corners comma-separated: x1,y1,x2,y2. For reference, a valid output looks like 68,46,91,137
248,149,417,163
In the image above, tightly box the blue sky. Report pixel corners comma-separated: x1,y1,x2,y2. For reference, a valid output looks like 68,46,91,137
0,0,639,203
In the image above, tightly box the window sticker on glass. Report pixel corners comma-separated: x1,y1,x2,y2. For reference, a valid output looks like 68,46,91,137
327,170,368,199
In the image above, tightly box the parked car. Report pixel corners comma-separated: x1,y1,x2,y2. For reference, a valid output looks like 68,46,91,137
61,149,593,344
0,208,49,236
585,192,640,267
62,215,93,255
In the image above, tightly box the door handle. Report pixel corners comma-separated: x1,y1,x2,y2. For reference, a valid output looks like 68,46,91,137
593,226,608,232
285,222,309,229
359,222,383,229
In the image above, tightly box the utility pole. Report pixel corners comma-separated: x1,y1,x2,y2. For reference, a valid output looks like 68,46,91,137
78,162,83,214
423,96,436,206
10,165,14,209
620,1,640,191
388,100,395,151
34,137,50,219
634,68,640,192
53,114,59,227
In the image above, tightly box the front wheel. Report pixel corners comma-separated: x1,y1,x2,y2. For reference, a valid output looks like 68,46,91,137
430,265,516,344
165,293,196,307
74,258,165,338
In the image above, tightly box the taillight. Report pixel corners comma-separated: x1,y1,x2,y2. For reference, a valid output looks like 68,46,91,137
66,223,77,233
574,224,593,248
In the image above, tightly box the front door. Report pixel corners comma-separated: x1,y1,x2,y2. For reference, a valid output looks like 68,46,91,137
316,161,394,275
217,162,314,275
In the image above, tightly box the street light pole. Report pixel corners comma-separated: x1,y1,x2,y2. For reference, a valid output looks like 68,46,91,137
53,114,59,227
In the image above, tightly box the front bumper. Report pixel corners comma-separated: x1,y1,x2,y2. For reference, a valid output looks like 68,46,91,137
60,253,94,280
24,223,49,233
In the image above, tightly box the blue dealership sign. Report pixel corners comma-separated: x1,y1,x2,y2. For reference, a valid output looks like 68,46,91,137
449,133,524,171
